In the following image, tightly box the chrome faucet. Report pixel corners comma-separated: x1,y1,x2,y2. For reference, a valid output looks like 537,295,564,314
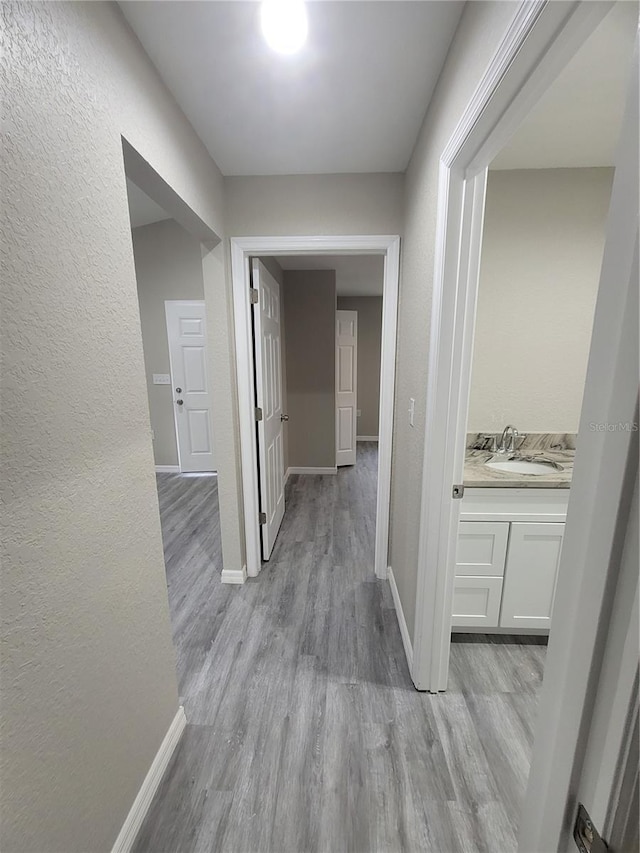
498,424,519,454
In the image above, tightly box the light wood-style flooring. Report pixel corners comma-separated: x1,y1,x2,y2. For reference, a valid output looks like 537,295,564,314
137,444,546,852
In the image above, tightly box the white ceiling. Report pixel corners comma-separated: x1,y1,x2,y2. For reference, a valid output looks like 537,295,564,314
492,2,637,170
275,254,384,296
126,179,171,228
119,1,464,176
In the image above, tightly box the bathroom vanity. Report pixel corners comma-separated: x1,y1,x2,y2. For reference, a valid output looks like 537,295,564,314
453,433,574,634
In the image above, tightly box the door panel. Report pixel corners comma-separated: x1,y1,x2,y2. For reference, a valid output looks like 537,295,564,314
456,521,509,576
337,407,354,452
165,300,215,473
186,409,212,455
451,576,503,627
182,347,206,391
336,309,357,466
500,522,564,629
252,259,285,560
338,346,354,392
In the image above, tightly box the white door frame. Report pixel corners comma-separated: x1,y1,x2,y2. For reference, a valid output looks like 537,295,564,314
230,235,400,579
413,0,616,689
411,0,638,848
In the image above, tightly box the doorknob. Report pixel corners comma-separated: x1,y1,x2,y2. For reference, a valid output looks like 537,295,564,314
176,399,184,406
280,413,289,421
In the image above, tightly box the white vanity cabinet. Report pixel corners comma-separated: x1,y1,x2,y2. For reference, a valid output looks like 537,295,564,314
452,489,568,634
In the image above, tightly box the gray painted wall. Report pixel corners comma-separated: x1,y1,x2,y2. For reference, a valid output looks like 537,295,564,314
226,173,404,237
468,167,613,434
1,3,228,850
337,297,383,438
390,1,520,639
132,219,206,467
284,270,337,469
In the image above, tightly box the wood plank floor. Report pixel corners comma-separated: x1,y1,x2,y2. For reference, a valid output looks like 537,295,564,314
138,444,546,853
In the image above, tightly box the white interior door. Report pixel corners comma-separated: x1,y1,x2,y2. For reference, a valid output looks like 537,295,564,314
251,259,285,560
336,310,357,467
165,300,215,473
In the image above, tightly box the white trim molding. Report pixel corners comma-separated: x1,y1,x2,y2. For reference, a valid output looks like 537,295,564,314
230,235,400,581
356,435,379,442
388,567,413,671
111,707,186,853
287,466,337,475
221,565,248,585
154,465,180,474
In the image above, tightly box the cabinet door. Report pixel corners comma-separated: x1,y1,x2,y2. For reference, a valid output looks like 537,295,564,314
500,522,564,630
451,576,503,628
456,521,509,576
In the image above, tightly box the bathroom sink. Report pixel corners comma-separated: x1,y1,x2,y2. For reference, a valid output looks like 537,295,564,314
485,458,559,476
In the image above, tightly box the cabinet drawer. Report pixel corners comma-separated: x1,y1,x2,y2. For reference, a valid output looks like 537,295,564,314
456,522,509,577
500,522,564,630
451,576,503,628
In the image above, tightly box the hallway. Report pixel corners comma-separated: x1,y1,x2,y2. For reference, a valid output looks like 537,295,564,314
137,444,546,852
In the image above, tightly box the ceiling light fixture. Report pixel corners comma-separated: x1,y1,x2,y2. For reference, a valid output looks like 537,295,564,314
260,0,308,55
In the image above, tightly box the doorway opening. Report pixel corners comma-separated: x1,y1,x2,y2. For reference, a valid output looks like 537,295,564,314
411,2,637,850
124,168,223,714
230,236,400,581
248,254,385,566
416,0,635,684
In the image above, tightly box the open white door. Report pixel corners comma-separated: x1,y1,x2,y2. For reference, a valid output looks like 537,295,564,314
251,259,285,560
336,310,357,467
165,300,215,473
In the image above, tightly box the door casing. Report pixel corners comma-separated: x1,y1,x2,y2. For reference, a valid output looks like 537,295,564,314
230,235,400,581
410,1,638,850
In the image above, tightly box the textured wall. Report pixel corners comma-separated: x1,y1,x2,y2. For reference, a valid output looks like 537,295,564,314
0,3,229,850
337,296,383,438
468,167,612,433
390,1,519,639
226,173,404,237
284,271,337,469
132,219,206,467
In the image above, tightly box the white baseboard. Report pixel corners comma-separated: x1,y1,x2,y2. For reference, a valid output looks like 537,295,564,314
221,564,247,584
111,706,186,853
155,465,180,473
388,567,413,671
453,626,549,636
287,466,337,475
284,467,291,485
356,435,379,442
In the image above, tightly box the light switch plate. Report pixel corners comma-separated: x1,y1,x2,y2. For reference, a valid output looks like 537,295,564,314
357,409,362,417
409,397,416,427
153,374,171,385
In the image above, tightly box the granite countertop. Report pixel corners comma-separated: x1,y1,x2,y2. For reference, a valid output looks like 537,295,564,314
463,433,575,489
